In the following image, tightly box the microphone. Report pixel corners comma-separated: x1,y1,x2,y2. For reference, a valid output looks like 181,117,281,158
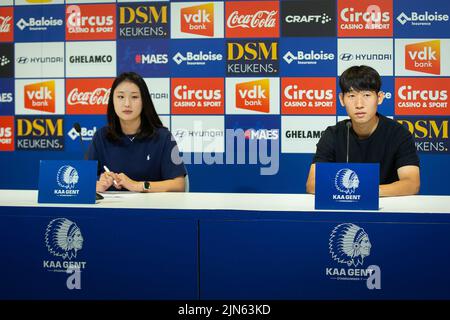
346,121,352,163
73,123,103,200
73,122,87,160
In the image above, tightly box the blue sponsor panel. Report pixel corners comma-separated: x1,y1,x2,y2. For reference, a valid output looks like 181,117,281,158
38,160,97,204
0,79,14,115
170,39,225,77
14,5,65,42
200,218,450,299
0,207,198,299
15,116,64,151
64,115,106,154
394,0,450,38
336,77,394,117
279,37,337,76
117,39,170,77
315,163,379,210
396,116,450,154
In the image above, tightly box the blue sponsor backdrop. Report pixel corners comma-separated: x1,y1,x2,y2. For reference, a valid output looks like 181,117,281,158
0,79,14,115
0,0,449,195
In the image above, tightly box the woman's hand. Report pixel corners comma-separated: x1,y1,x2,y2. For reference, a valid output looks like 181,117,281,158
96,172,119,192
116,173,142,192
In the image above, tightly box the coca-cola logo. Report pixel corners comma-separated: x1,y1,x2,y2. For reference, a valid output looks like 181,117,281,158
0,16,12,32
67,88,110,105
227,10,277,28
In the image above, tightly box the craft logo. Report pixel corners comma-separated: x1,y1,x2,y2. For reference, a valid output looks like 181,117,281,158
16,116,64,151
0,8,14,42
0,116,14,151
0,43,13,77
43,218,87,274
24,81,55,114
226,1,279,38
181,3,214,37
283,50,335,65
405,40,440,75
395,78,449,116
227,40,278,76
397,117,448,153
236,79,270,113
397,11,449,26
66,4,115,40
66,78,112,115
173,50,223,66
338,0,392,37
172,78,224,114
118,3,168,39
281,77,335,115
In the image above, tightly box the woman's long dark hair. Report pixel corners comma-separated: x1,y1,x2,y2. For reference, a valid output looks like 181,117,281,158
106,72,163,141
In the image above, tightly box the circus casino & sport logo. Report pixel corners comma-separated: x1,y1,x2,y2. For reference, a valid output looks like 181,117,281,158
326,223,381,289
43,218,87,275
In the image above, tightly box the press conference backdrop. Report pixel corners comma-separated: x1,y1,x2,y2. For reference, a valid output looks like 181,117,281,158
0,0,449,194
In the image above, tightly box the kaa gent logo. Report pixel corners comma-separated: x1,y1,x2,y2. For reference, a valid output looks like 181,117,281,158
329,223,371,267
335,168,359,194
45,218,84,260
57,165,79,189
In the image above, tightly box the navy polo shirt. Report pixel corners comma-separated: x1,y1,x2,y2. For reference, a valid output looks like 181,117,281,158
88,126,186,187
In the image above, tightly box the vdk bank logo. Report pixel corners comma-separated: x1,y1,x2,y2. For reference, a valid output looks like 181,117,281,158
405,40,440,75
181,3,214,37
24,81,55,113
236,79,270,113
326,223,380,289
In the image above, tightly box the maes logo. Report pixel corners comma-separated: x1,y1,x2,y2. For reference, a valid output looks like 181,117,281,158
24,81,55,113
405,40,440,75
181,3,214,37
236,79,270,113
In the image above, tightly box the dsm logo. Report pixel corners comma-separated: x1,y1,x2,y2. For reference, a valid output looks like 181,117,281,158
57,165,79,189
335,168,359,194
329,223,371,267
45,218,84,260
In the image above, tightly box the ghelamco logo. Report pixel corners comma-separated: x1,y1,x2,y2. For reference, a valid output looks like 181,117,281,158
333,168,361,201
43,218,87,272
397,11,449,26
55,165,80,196
326,223,379,286
173,51,223,65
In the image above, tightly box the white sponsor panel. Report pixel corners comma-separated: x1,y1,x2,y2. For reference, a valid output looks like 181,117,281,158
144,78,170,115
66,0,117,3
225,77,280,115
171,115,224,152
394,39,450,76
0,1,13,6
160,115,170,130
15,79,65,115
15,0,64,5
281,116,335,153
15,42,64,78
338,39,393,76
171,2,224,39
66,41,116,78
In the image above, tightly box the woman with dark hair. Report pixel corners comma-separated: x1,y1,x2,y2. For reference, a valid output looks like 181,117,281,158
88,72,186,192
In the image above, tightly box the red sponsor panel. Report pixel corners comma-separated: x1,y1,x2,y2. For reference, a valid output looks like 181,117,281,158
395,78,450,116
225,1,279,38
0,116,14,151
66,78,113,115
66,4,116,41
171,78,224,114
281,78,336,115
0,7,13,42
338,0,393,37
405,40,440,75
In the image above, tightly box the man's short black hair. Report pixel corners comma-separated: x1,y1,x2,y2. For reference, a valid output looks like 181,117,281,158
339,65,382,94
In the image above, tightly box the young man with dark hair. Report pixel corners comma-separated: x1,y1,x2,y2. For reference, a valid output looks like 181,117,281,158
306,65,420,196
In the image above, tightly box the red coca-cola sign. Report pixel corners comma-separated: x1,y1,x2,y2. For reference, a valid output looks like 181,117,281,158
225,1,279,38
0,7,14,42
66,78,114,115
